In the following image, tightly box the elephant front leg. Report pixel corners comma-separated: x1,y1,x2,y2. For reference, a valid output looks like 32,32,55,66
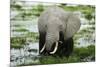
39,32,46,55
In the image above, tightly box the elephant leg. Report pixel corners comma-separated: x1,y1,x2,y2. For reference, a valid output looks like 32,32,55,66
64,37,74,57
39,32,46,55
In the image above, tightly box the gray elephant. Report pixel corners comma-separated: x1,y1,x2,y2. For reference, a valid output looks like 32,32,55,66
38,6,81,56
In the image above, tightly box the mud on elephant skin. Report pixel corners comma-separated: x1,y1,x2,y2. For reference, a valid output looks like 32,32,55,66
38,6,81,57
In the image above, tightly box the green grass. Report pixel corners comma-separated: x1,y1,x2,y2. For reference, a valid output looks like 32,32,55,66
39,45,95,64
11,4,22,10
60,5,95,13
11,37,26,48
26,32,39,39
12,28,29,32
11,44,24,49
10,32,39,48
12,24,22,27
74,45,95,59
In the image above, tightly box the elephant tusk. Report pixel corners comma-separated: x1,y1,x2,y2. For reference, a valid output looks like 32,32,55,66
40,44,45,53
50,42,58,54
59,41,63,44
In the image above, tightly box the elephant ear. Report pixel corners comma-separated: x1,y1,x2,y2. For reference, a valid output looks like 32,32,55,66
64,13,81,40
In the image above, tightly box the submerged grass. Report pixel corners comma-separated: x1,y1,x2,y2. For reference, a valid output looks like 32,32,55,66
10,32,39,48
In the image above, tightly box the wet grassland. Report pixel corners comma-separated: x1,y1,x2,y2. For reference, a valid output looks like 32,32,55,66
10,1,95,66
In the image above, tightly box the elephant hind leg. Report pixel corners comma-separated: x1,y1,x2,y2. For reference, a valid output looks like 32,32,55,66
39,32,46,55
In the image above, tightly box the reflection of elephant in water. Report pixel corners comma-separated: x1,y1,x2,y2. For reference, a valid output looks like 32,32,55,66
38,6,81,56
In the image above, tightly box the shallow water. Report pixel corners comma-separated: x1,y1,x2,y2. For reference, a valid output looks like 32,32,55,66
10,42,39,66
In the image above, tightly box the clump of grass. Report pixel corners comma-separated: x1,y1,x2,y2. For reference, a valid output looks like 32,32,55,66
11,44,23,49
26,32,39,39
26,32,39,42
32,4,44,16
11,37,26,44
11,37,26,48
84,12,93,21
66,55,80,63
78,28,94,35
73,45,95,61
37,4,44,12
11,4,22,10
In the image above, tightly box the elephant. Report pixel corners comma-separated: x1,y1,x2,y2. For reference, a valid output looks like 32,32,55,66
38,6,81,56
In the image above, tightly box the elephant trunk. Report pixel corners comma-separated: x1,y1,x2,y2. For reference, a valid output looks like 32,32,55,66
45,34,56,51
45,31,59,54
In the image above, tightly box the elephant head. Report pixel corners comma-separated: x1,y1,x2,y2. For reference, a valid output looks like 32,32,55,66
40,18,62,54
38,6,81,55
